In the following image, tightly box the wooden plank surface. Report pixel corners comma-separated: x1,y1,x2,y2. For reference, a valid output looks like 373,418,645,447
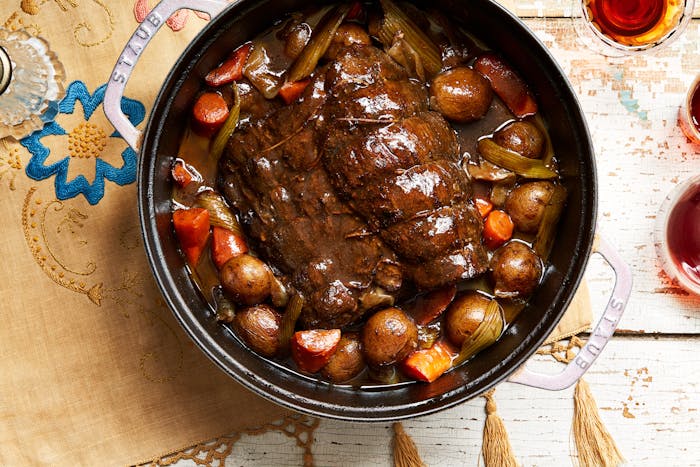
169,338,700,466
309,338,700,467
521,18,700,334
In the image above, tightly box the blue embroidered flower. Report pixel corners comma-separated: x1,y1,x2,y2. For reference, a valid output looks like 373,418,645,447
21,81,145,205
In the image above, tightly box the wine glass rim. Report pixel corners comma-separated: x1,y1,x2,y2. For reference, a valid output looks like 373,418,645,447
655,175,700,296
576,0,696,56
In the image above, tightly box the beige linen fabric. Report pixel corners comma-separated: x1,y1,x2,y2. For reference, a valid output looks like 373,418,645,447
0,2,287,465
0,1,591,465
546,281,592,345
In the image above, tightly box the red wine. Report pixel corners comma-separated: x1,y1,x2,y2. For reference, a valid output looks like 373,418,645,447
666,183,700,286
691,83,700,132
586,0,676,46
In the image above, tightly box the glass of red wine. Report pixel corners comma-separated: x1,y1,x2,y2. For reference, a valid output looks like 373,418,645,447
679,74,700,145
656,175,700,295
572,0,695,56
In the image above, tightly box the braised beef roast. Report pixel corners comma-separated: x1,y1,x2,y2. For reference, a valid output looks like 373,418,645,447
219,45,488,328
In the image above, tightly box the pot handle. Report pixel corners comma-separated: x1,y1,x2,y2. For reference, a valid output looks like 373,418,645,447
104,0,230,151
507,234,632,391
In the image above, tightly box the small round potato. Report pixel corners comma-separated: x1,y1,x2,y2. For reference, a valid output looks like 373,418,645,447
429,67,493,123
321,332,365,383
233,304,282,357
220,254,272,305
444,292,491,347
494,121,545,159
361,307,418,367
505,181,556,233
490,241,543,298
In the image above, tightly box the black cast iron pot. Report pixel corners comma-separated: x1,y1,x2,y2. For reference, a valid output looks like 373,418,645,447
104,0,632,421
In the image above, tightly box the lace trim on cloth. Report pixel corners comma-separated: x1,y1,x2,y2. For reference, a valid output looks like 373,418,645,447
135,414,319,467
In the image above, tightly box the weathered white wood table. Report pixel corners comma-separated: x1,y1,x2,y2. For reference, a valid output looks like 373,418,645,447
175,2,700,465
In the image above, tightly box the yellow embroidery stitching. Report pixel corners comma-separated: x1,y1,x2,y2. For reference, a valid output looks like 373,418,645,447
19,0,115,47
42,200,97,276
119,225,142,250
73,0,115,47
138,304,184,384
68,121,107,159
21,0,77,15
22,187,184,385
0,139,22,191
19,0,40,15
102,270,144,309
22,187,104,303
4,11,41,35
21,187,151,306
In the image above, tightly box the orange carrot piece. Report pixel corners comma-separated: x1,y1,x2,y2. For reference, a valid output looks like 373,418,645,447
474,53,538,118
172,208,210,266
278,78,311,105
192,92,229,137
291,329,341,373
474,196,493,219
407,285,457,326
171,161,193,188
483,209,514,249
211,226,248,269
401,341,456,383
205,43,252,87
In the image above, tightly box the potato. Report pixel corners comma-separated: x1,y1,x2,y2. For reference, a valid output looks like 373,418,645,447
490,241,543,298
321,332,365,383
505,181,556,233
220,254,272,305
444,292,491,347
429,67,493,123
361,307,418,367
233,304,282,357
494,121,544,159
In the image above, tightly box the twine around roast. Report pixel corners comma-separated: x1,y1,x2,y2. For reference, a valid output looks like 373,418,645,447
392,335,624,467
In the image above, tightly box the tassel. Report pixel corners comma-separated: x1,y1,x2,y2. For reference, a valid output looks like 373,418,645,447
392,422,426,467
573,378,624,467
482,389,518,467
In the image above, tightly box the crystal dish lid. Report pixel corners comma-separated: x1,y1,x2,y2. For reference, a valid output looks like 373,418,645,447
0,29,65,140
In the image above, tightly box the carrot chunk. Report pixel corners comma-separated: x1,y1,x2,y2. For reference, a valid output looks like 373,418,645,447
401,341,456,383
483,209,514,249
474,195,493,219
278,79,311,105
172,208,210,266
291,329,341,373
171,161,193,188
211,226,248,269
192,92,229,137
474,53,538,118
406,285,456,326
205,43,252,87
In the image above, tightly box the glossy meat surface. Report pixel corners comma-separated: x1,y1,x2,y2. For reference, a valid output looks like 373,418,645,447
219,45,487,328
